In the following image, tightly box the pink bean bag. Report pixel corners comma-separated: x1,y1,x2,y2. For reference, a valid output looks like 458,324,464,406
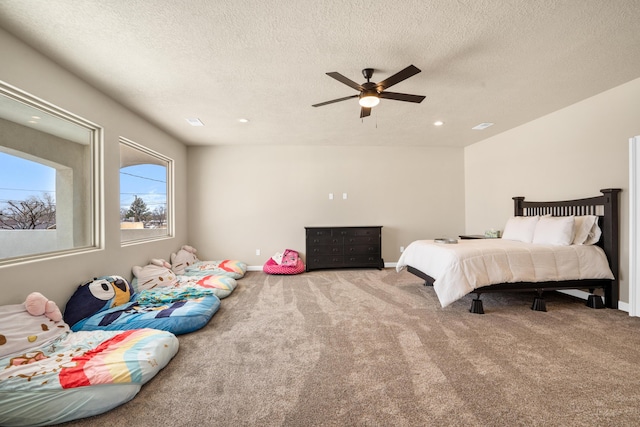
263,249,305,275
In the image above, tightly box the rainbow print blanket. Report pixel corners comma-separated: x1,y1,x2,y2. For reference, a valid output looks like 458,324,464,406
0,318,178,426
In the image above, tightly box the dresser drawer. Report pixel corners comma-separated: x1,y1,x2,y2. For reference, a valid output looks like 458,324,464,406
345,244,380,255
307,236,341,246
307,255,344,269
308,245,342,255
306,228,334,237
345,235,378,245
336,227,379,237
345,254,381,265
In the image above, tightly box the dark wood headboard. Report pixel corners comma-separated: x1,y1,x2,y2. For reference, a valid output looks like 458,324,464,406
512,188,621,307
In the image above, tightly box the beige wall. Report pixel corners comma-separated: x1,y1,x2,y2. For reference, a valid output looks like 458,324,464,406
187,145,465,266
465,77,640,304
0,28,189,306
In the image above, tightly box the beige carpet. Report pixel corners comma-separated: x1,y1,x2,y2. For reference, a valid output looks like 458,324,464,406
62,269,640,426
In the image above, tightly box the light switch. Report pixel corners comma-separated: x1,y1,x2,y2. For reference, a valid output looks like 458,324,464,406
342,193,347,200
329,193,333,200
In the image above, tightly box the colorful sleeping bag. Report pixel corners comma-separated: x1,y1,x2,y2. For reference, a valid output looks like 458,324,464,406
65,276,220,335
170,245,247,278
0,303,178,427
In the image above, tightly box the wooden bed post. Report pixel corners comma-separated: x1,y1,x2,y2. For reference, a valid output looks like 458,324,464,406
600,188,621,309
513,196,525,216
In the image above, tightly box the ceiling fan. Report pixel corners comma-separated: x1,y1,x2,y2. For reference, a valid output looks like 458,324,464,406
312,65,426,118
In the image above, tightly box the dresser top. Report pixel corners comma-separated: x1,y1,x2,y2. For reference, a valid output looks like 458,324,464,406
305,226,382,229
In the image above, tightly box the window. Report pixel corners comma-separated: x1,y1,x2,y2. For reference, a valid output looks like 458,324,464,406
0,81,102,265
119,137,173,244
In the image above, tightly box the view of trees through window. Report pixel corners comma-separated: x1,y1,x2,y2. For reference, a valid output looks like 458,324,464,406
119,137,172,244
0,152,56,230
120,164,167,229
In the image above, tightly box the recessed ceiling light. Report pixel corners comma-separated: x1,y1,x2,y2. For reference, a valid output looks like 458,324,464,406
238,118,249,123
433,120,444,126
472,122,494,130
186,118,204,126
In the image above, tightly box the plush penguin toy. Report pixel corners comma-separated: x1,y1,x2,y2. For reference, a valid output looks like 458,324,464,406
63,275,131,328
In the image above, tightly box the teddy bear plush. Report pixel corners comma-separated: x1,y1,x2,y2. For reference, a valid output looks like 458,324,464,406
131,258,178,292
25,292,63,322
170,245,199,275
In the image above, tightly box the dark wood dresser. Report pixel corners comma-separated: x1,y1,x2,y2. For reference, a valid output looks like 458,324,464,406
305,226,383,272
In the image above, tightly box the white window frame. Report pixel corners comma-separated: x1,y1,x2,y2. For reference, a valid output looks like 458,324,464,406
119,136,174,246
0,80,103,266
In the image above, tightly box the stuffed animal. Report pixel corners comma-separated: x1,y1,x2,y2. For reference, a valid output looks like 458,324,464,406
170,245,199,274
25,292,63,322
132,258,178,292
63,275,131,328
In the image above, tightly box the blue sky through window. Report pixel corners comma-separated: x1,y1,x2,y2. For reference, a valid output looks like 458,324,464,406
0,152,55,205
1,154,167,215
120,164,167,212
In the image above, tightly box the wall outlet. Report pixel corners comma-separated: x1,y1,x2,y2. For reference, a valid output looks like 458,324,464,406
400,246,405,253
329,193,333,200
342,192,347,200
256,249,261,256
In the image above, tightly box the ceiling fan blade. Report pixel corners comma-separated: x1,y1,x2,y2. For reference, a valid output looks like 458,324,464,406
378,91,426,103
326,72,365,91
376,65,421,91
360,107,371,118
312,94,359,107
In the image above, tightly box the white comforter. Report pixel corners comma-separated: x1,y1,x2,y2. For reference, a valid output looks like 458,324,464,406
396,239,614,307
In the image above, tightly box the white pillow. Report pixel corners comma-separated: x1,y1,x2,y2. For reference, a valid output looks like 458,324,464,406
501,216,540,243
532,216,575,245
573,215,601,245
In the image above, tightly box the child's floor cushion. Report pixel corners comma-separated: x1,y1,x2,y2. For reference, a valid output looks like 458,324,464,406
263,257,305,275
70,290,221,335
183,259,247,279
0,303,178,427
177,274,237,299
67,272,222,335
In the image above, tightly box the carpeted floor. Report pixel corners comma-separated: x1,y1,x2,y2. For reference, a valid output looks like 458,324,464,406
62,269,640,426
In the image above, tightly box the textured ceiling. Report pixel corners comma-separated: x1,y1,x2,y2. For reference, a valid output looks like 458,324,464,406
1,0,639,147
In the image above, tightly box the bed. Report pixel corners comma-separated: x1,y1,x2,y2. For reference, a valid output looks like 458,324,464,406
396,189,621,313
0,303,179,426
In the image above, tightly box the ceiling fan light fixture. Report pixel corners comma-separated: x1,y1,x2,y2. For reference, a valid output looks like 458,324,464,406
359,92,380,108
